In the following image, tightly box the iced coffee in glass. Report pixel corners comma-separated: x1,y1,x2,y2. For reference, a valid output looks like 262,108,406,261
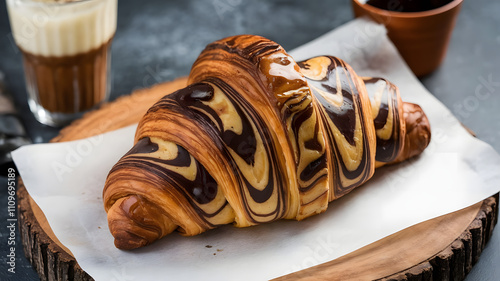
6,0,118,126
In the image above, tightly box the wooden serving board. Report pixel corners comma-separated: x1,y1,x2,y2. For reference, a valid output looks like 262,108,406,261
17,77,499,281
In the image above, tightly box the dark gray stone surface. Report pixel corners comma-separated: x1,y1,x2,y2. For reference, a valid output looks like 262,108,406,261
0,0,498,280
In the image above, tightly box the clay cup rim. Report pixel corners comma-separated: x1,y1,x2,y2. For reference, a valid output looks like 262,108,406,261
352,0,464,18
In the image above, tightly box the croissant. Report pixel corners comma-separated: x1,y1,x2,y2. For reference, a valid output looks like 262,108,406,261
103,35,431,250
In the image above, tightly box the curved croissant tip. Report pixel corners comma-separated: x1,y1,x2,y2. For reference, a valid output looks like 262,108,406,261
113,230,151,250
106,196,158,250
405,102,432,156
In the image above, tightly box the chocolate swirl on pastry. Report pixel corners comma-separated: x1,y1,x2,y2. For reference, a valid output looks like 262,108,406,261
103,35,431,250
298,56,376,200
362,77,406,164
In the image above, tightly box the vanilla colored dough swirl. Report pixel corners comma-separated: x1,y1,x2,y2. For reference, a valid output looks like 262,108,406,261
103,35,431,250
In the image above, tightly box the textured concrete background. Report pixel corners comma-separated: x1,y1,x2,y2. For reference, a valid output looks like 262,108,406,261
0,0,499,280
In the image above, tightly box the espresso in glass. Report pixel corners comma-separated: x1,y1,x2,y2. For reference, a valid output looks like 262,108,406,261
7,0,117,126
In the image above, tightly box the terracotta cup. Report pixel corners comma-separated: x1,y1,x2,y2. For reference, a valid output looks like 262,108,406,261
351,0,463,77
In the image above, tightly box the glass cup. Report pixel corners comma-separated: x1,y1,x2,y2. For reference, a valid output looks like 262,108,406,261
6,0,118,127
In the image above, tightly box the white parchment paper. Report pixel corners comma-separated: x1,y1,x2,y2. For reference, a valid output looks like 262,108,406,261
13,18,500,281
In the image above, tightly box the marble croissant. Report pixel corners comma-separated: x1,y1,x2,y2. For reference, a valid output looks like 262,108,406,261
103,35,431,250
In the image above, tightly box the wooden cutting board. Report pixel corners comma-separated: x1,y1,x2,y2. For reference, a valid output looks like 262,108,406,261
17,77,499,281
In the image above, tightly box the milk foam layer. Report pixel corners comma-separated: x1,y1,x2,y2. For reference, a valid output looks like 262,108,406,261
7,0,117,57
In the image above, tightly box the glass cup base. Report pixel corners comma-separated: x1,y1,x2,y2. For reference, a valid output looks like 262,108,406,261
28,99,85,127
